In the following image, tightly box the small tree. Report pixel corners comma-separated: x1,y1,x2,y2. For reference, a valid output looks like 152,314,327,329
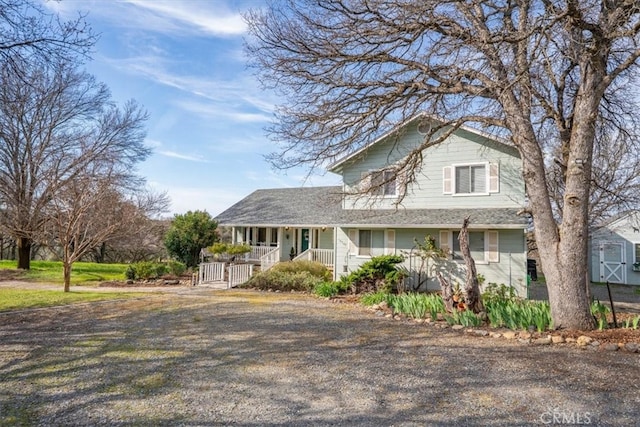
164,211,218,268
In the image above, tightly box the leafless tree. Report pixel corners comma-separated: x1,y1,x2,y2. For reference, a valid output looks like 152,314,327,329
245,1,640,330
0,57,149,270
88,192,171,264
0,0,96,74
43,166,168,291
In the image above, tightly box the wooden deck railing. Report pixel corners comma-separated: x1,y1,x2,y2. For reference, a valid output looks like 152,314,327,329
247,245,276,261
228,263,253,287
293,248,334,268
198,262,225,284
198,262,254,288
260,247,280,272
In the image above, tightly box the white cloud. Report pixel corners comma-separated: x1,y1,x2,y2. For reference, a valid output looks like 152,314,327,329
123,0,247,36
158,151,210,163
45,0,247,37
103,56,275,121
175,99,272,123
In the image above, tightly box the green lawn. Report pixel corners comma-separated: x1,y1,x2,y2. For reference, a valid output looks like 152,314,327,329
0,288,145,312
0,260,129,285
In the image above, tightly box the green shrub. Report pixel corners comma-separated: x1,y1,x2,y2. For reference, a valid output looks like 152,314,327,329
125,265,136,281
341,254,406,294
243,269,324,292
314,281,347,297
209,242,251,256
125,261,183,280
166,260,186,276
482,283,517,304
272,260,332,281
591,300,610,330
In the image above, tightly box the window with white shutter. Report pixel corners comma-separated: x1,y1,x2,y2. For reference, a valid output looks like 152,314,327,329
487,231,499,262
443,166,452,194
489,163,499,193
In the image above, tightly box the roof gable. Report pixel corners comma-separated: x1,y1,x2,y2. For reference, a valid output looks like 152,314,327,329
328,113,519,174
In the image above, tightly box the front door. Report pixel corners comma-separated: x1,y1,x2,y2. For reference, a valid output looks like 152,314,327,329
301,228,310,252
599,241,626,284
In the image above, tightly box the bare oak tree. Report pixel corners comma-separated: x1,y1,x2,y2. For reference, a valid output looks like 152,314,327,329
245,0,640,329
0,57,149,270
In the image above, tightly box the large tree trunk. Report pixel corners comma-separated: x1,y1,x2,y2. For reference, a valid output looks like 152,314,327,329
505,70,599,330
16,237,31,270
458,217,483,313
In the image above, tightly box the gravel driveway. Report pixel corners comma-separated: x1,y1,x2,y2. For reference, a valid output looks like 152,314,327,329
1,288,639,426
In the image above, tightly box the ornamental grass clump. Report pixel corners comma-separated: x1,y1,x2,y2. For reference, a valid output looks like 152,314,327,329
444,310,483,327
386,292,445,320
482,283,552,332
359,291,391,306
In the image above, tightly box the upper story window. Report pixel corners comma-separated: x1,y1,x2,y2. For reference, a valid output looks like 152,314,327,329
455,165,486,194
362,169,397,197
443,162,499,195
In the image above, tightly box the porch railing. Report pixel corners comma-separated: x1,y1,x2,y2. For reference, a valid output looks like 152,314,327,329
260,247,280,272
228,263,253,287
199,262,225,284
247,245,276,261
293,248,334,268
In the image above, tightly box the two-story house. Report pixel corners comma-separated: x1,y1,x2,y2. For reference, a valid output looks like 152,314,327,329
214,113,529,296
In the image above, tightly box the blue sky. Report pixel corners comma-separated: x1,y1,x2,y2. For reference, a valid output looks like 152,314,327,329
43,0,340,216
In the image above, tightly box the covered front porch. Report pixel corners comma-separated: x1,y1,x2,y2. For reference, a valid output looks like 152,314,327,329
230,225,335,270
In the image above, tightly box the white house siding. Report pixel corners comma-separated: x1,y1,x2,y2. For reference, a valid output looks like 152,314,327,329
590,213,640,286
341,124,524,210
335,226,527,297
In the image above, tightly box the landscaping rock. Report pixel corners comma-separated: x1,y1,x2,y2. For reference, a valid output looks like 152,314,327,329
503,331,517,340
532,336,552,345
576,336,593,346
602,343,619,352
452,325,464,331
519,332,532,340
624,343,639,353
551,335,566,344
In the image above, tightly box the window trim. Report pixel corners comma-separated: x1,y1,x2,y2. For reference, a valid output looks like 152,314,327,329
441,229,499,265
361,168,398,198
350,228,391,258
452,162,490,196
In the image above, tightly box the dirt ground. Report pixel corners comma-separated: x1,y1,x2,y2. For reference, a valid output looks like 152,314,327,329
1,289,640,426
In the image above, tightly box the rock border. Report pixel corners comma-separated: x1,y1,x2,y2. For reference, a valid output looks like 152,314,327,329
363,301,640,354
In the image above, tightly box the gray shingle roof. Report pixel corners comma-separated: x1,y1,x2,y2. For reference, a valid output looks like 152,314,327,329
215,186,527,229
